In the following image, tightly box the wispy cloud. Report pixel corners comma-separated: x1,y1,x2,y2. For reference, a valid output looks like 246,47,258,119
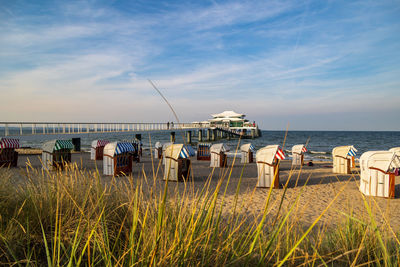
0,0,399,129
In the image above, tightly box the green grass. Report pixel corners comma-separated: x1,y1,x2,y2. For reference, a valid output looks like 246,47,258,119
0,158,399,266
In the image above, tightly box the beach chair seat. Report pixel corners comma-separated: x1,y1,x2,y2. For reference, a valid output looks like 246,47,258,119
0,138,19,168
240,143,255,164
210,143,230,168
359,151,400,198
256,145,285,188
42,140,74,171
164,144,195,181
103,142,135,176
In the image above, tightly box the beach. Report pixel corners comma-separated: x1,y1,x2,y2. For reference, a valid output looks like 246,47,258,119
10,150,400,231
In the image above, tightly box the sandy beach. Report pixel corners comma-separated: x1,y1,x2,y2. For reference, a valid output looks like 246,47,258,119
8,150,400,231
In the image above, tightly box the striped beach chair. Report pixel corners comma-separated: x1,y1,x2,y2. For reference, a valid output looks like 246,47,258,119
240,143,256,164
197,142,211,161
42,140,74,170
103,142,135,176
256,145,285,188
91,140,109,160
291,144,307,166
210,143,230,168
332,145,357,174
164,144,195,181
0,138,19,167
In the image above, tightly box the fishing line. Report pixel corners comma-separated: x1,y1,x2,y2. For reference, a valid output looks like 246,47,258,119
148,79,181,125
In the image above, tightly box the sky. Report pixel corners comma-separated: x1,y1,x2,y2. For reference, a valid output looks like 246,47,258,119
0,0,399,130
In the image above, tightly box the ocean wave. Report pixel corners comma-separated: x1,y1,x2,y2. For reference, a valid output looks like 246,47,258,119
226,152,240,157
313,155,332,159
309,151,330,155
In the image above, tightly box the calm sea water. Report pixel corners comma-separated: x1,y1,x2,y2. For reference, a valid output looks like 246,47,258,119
3,129,400,161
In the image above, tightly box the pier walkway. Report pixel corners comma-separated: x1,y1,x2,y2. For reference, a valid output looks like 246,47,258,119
0,122,260,143
0,122,198,136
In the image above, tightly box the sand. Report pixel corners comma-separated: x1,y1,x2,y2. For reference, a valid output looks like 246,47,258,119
7,151,400,231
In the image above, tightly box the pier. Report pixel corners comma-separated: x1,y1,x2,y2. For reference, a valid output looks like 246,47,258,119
0,121,260,141
0,122,195,136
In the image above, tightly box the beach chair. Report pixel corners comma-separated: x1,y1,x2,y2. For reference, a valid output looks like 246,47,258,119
389,147,400,156
0,138,19,167
103,142,135,176
154,142,162,159
210,143,229,168
240,143,255,164
359,151,400,198
332,145,357,174
197,142,211,161
163,144,195,181
90,140,109,160
42,140,74,170
256,145,285,188
291,144,307,166
162,142,173,164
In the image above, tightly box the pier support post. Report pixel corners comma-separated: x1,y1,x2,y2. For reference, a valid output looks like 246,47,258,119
251,129,255,139
211,129,216,141
72,138,81,152
170,132,175,143
186,131,192,144
135,134,142,156
207,129,211,141
198,130,203,142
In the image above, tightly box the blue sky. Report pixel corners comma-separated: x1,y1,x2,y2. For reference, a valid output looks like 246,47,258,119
1,0,399,130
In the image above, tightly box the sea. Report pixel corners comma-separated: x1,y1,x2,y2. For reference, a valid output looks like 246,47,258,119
3,130,400,162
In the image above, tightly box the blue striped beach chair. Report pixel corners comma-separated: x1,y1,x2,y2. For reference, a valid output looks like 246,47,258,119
197,142,211,161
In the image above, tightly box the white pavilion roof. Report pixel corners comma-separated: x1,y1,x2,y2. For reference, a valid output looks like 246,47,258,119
209,117,244,122
211,110,244,118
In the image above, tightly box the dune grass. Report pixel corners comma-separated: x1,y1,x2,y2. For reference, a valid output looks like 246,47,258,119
0,155,399,266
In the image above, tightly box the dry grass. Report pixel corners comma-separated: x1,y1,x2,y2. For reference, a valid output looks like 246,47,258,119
0,157,399,266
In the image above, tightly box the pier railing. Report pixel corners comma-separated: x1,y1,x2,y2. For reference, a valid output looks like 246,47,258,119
0,122,208,136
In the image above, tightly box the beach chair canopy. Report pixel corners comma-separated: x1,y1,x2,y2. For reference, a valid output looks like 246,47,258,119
197,142,211,148
389,147,400,156
122,139,141,145
0,138,19,149
332,145,357,158
256,145,282,164
360,151,400,173
155,142,162,149
210,143,230,153
183,145,196,157
104,142,135,157
240,143,256,153
292,144,306,154
42,140,74,153
164,144,195,160
91,140,109,148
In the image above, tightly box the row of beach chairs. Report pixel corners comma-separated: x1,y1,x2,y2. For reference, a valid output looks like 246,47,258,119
1,137,399,198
